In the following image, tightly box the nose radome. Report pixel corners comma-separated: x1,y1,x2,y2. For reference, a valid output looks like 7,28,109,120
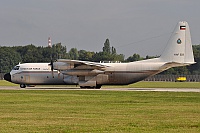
4,73,11,82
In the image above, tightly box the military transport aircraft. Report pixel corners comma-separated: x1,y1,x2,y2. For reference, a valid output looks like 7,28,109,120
4,21,195,88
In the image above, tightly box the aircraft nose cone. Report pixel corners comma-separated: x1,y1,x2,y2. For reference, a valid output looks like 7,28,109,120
4,73,11,82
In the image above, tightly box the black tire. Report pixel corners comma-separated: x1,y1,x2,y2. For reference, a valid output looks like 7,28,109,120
95,85,102,89
20,84,26,88
80,86,86,89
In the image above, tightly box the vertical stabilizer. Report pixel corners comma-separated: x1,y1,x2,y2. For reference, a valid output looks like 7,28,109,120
160,21,195,64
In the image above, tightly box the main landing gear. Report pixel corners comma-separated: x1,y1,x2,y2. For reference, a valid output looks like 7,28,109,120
80,85,102,89
20,84,26,88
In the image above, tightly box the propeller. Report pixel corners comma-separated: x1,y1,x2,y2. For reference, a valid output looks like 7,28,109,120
48,57,54,77
48,37,55,77
50,59,54,71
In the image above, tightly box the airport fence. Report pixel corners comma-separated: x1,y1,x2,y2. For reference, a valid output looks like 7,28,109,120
145,75,200,82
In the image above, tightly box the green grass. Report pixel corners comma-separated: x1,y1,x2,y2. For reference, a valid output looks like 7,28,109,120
0,90,199,132
0,80,18,86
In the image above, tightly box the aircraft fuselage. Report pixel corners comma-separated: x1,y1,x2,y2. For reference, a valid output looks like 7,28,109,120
4,59,166,87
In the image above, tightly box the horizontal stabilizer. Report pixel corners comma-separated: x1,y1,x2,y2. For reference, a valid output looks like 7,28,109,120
160,62,191,71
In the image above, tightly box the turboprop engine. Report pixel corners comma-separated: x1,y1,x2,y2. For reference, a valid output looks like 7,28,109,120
53,62,74,70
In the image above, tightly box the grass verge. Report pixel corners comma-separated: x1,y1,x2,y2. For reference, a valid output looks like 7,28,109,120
0,90,199,132
0,80,18,86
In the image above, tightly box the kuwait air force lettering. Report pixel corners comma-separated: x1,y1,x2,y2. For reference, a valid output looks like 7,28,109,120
4,21,195,88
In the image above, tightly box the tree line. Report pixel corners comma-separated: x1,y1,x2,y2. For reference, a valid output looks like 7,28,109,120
0,39,200,75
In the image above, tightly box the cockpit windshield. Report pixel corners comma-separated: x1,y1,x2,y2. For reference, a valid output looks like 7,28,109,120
13,66,20,70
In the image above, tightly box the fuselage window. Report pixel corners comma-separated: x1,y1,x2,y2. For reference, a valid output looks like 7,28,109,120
13,66,20,70
33,68,40,70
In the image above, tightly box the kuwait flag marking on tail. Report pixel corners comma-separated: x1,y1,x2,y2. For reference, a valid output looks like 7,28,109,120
180,26,186,30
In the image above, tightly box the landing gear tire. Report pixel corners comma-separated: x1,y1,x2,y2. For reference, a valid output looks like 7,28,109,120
80,86,85,89
95,85,102,89
20,84,26,88
80,86,99,89
80,86,92,89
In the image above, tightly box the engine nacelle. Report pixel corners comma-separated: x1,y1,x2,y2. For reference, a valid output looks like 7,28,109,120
53,62,74,70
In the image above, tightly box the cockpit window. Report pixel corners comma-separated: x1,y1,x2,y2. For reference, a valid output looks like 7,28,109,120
13,66,20,70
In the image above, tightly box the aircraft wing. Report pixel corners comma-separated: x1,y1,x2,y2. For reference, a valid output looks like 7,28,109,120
55,59,111,70
54,59,111,76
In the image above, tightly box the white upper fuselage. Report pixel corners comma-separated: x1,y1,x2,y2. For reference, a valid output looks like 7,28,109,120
11,63,51,75
10,63,65,85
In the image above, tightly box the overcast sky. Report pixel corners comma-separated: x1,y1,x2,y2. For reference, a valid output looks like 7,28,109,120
0,0,200,57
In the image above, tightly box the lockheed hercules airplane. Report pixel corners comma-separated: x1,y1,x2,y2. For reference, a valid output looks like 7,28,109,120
4,21,195,88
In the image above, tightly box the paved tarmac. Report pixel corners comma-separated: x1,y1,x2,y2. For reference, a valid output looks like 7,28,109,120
0,86,200,92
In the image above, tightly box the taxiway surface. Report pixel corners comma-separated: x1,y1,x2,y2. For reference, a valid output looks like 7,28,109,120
0,86,200,92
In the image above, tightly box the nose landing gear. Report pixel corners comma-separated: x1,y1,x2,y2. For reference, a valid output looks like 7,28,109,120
20,84,26,88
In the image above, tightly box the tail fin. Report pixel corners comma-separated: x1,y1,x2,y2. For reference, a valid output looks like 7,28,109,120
160,21,195,64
